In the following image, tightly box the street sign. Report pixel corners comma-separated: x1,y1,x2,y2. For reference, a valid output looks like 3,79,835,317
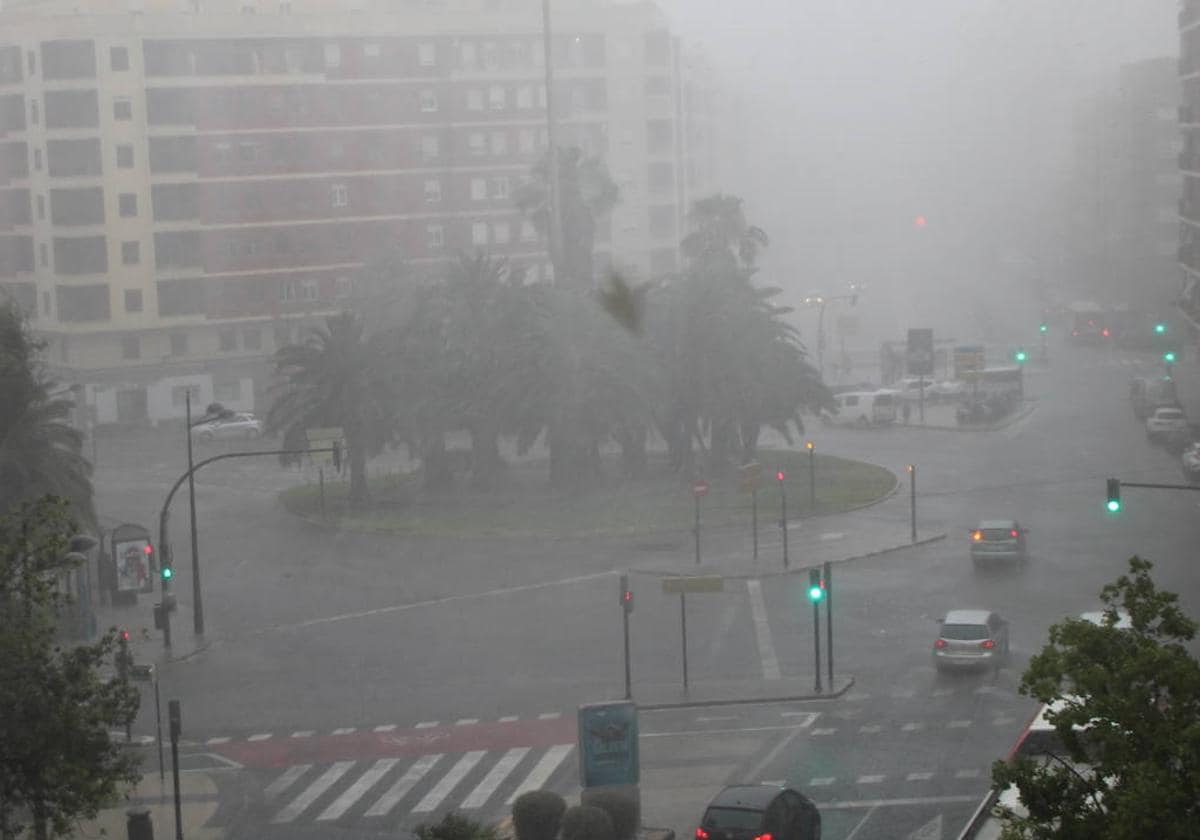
306,427,344,467
906,328,934,376
578,701,639,787
691,479,709,498
953,345,986,381
662,575,724,594
738,462,762,493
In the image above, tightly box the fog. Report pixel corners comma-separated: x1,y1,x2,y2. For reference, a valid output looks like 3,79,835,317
658,0,1176,351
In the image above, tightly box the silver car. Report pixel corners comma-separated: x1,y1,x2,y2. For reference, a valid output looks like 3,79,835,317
191,412,264,441
933,609,1009,672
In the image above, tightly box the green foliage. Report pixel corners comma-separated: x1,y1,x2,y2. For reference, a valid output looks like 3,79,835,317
511,789,568,840
581,787,639,840
0,497,141,838
0,302,95,526
560,804,616,840
414,811,499,840
990,557,1200,839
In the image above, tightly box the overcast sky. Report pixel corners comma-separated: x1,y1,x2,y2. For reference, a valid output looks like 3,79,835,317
651,0,1177,344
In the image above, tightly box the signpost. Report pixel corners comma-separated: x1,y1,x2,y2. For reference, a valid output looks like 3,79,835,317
739,462,762,560
662,575,724,692
307,427,345,518
690,479,708,566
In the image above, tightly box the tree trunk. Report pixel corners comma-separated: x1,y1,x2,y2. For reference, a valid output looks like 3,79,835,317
468,421,503,490
347,427,369,507
422,434,453,491
616,423,647,478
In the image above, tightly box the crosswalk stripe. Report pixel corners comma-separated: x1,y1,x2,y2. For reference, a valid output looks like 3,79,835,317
265,764,311,800
374,724,397,732
272,761,355,823
317,758,399,821
461,748,530,809
364,754,443,818
248,733,272,742
413,750,487,813
506,744,574,804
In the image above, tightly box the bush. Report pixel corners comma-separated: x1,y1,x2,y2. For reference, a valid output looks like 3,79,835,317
560,804,615,840
415,811,498,840
581,788,640,840
512,790,568,840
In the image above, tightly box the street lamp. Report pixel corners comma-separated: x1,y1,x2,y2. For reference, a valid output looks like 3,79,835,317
801,287,860,381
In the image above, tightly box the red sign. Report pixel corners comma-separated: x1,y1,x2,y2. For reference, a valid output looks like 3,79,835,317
691,479,709,498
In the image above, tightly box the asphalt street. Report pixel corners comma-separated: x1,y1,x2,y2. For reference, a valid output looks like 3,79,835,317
91,336,1200,840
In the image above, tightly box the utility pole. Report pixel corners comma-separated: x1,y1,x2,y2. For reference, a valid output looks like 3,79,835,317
907,464,917,543
186,390,204,636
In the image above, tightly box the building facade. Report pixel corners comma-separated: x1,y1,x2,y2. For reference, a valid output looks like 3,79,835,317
0,0,711,426
1181,0,1200,328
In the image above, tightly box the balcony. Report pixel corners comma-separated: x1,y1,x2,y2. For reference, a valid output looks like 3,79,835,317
1182,0,1200,29
1180,198,1200,220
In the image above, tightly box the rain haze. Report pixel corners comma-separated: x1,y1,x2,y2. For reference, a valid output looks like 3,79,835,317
1,1,1198,839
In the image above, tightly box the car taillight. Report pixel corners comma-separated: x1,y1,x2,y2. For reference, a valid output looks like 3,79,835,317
753,833,773,840
1101,328,1110,337
971,530,983,541
981,639,995,649
696,829,709,840
1010,529,1019,538
934,639,947,649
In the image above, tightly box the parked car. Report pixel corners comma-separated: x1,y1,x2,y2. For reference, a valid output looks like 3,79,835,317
1146,406,1188,442
969,519,1028,564
926,379,967,399
1130,377,1178,419
820,390,897,426
696,785,821,840
932,609,1010,673
191,412,264,441
1183,442,1200,484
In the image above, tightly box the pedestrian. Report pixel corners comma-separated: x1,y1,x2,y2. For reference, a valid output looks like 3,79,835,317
902,400,912,425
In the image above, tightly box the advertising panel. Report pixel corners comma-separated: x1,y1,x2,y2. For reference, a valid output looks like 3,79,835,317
578,701,639,787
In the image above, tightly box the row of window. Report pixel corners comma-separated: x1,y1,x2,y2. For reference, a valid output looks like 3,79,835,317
1,91,134,134
0,41,129,85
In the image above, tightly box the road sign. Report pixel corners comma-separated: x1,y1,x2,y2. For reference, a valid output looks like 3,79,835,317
738,462,762,492
305,427,343,467
906,328,934,376
691,479,709,498
578,701,639,787
662,575,724,594
953,345,986,381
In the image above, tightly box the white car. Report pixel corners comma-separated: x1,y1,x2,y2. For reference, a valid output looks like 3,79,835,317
191,412,264,441
926,379,967,398
1145,407,1188,441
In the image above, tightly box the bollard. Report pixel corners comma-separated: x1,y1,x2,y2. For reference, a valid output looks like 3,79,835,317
126,807,154,840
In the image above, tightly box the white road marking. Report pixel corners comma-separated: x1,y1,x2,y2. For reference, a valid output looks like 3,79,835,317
907,814,943,840
499,716,519,723
901,723,924,732
809,777,835,786
844,805,879,840
265,764,310,800
317,759,399,821
954,768,981,779
413,751,487,813
455,719,479,726
889,689,917,699
906,772,934,781
206,736,230,745
845,692,872,702
810,728,837,736
992,716,1016,726
506,745,574,804
415,721,439,729
758,779,786,786
373,724,397,733
746,579,781,680
364,754,442,817
461,747,530,809
696,716,738,722
537,712,561,720
780,712,819,727
857,775,885,784
859,724,882,734
331,727,356,736
816,794,982,810
931,687,954,697
947,720,972,729
819,532,845,541
248,733,272,742
272,761,355,822
291,731,314,739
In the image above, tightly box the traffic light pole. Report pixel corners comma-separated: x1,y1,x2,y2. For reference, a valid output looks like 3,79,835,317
811,574,823,695
824,561,833,688
185,392,203,637
779,479,789,569
908,465,917,543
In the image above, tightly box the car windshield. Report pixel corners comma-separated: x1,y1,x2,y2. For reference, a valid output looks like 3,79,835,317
941,624,990,640
703,808,763,830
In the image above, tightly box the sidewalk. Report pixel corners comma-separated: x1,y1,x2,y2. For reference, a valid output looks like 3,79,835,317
70,769,221,840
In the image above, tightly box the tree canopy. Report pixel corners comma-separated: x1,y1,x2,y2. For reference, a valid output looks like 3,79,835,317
991,557,1200,839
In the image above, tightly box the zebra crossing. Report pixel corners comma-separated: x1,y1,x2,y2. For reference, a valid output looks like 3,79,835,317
263,743,576,825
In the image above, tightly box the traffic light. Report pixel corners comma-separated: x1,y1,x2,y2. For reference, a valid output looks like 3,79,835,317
776,470,786,482
1164,350,1177,364
1106,478,1122,514
619,573,633,614
116,629,132,678
805,441,814,452
807,568,825,603
160,564,173,582
1014,348,1028,363
1039,323,1048,333
1155,322,1167,335
331,441,342,473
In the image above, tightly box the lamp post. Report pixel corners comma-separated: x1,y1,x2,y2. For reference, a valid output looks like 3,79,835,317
802,288,859,381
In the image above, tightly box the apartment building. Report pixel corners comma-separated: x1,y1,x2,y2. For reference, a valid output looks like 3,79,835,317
0,0,711,426
1181,0,1200,327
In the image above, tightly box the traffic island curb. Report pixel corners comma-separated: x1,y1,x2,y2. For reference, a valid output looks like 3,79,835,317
842,532,947,562
904,401,1036,433
635,676,855,711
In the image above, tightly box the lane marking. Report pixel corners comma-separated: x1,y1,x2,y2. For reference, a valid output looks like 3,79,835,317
857,775,885,784
332,727,356,736
844,805,878,840
413,751,487,813
696,716,738,723
317,758,399,821
859,724,882,734
206,737,230,745
364,754,442,817
906,772,934,781
947,720,971,729
954,768,981,779
809,777,835,786
992,716,1015,726
810,728,836,736
272,760,355,823
746,579,782,681
499,716,519,723
264,764,310,800
816,794,983,810
291,731,314,739
455,719,479,726
248,733,272,742
644,723,823,738
819,532,845,541
415,721,439,729
506,744,574,804
373,725,397,733
901,723,924,732
537,712,561,720
461,747,530,809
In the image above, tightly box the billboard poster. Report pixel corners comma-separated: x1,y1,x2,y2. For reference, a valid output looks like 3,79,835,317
114,539,151,593
578,701,639,787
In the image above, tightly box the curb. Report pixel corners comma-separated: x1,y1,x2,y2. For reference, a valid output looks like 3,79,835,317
637,676,856,711
841,532,947,563
902,401,1036,433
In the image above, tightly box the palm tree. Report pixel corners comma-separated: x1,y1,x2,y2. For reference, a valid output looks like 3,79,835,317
681,194,769,271
266,311,393,506
0,303,95,528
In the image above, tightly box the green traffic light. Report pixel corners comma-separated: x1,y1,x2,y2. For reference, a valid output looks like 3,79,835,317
1155,323,1167,334
1039,323,1048,333
1106,499,1121,514
808,585,825,602
1165,351,1177,363
1015,349,1028,363
161,566,173,580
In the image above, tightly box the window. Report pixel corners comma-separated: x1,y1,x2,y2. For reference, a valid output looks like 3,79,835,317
116,144,133,168
520,219,538,242
56,284,110,321
219,328,236,351
364,43,381,59
488,85,506,110
470,178,486,201
490,176,509,199
334,276,351,299
243,328,262,350
281,280,297,302
110,46,129,71
331,183,348,208
33,149,42,170
493,222,510,244
426,223,444,250
39,243,48,266
424,178,441,203
30,99,38,124
489,131,508,156
482,41,498,70
42,291,50,315
518,129,535,154
460,41,476,69
301,278,318,301
468,132,485,156
27,50,35,75
113,98,132,120
169,332,188,356
121,335,140,360
466,89,484,111
36,195,45,220
418,42,436,67
118,193,137,217
421,135,439,160
214,380,242,402
122,241,140,265
471,222,488,246
123,288,143,312
419,89,438,112
324,43,341,69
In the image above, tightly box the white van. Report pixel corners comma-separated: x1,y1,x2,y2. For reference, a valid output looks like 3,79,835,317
823,390,898,426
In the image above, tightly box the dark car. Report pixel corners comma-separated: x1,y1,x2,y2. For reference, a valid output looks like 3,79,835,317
696,785,821,840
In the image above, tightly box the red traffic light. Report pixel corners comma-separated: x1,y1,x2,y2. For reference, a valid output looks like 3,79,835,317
143,544,153,555
914,215,927,228
776,470,786,481
119,629,131,642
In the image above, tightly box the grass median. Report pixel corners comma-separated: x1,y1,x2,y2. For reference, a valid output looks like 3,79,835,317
279,449,897,539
